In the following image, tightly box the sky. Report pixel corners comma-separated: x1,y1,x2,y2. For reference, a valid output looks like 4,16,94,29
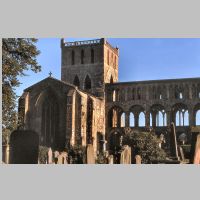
16,38,200,97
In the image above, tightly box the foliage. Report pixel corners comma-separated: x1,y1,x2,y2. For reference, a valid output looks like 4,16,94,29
67,145,86,164
2,38,41,144
38,146,49,164
96,152,108,164
181,145,191,159
123,131,167,164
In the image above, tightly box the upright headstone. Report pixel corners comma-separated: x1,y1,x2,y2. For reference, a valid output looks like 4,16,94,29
135,155,142,164
190,133,200,164
169,122,179,160
48,148,53,164
108,155,114,164
120,145,131,164
10,130,39,164
86,144,95,164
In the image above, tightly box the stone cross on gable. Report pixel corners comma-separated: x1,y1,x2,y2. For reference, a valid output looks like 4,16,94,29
49,71,52,77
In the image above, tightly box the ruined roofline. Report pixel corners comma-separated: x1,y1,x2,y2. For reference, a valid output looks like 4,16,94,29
23,76,102,100
106,77,200,86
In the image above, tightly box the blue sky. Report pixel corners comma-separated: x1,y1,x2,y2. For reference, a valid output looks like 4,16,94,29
16,38,200,97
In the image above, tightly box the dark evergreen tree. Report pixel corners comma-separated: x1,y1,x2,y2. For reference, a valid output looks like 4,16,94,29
2,38,41,144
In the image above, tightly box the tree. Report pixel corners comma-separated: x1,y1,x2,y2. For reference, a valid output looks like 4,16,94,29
2,38,41,145
123,130,167,164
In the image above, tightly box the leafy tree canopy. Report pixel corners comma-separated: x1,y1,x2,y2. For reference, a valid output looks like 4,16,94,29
2,38,41,144
123,130,167,163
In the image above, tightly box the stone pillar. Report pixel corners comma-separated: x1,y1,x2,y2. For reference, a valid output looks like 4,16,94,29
166,110,171,127
152,112,156,128
135,113,139,127
189,107,194,126
125,112,130,127
145,111,150,128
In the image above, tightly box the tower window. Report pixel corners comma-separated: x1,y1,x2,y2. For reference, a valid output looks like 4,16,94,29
81,50,84,64
84,75,91,90
91,49,94,63
72,50,75,65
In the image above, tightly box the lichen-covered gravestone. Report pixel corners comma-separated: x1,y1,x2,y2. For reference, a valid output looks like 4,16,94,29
86,144,95,164
120,145,131,164
10,130,39,164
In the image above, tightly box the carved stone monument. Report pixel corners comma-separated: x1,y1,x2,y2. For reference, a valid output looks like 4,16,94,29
169,122,179,160
120,145,131,164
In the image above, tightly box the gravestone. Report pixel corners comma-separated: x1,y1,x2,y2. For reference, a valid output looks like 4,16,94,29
54,151,60,164
108,155,114,164
10,130,39,164
120,145,131,164
178,146,185,161
169,122,179,160
86,144,95,164
48,148,53,164
190,133,200,164
135,155,142,164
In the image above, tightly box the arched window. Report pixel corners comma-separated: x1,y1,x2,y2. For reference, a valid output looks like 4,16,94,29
73,75,80,87
196,110,200,125
138,112,145,127
91,49,94,63
107,50,109,65
179,92,183,99
81,50,84,64
84,75,91,90
112,90,116,102
120,113,125,127
129,112,135,127
150,113,153,127
110,75,113,84
176,109,189,126
156,110,167,127
71,50,75,65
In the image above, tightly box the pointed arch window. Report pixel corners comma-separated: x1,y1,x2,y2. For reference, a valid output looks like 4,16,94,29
91,49,94,63
110,75,113,83
84,75,91,90
73,75,80,87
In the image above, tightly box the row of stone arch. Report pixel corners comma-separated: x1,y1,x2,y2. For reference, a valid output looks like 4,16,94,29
108,103,200,128
109,83,200,102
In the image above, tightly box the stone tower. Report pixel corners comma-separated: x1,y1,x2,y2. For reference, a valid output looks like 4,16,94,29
61,38,119,97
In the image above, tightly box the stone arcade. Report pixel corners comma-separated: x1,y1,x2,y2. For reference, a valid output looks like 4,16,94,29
18,38,200,155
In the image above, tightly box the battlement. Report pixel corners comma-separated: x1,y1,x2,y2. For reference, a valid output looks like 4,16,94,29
64,39,102,47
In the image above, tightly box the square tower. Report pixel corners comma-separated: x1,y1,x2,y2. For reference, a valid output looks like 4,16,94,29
61,38,119,97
